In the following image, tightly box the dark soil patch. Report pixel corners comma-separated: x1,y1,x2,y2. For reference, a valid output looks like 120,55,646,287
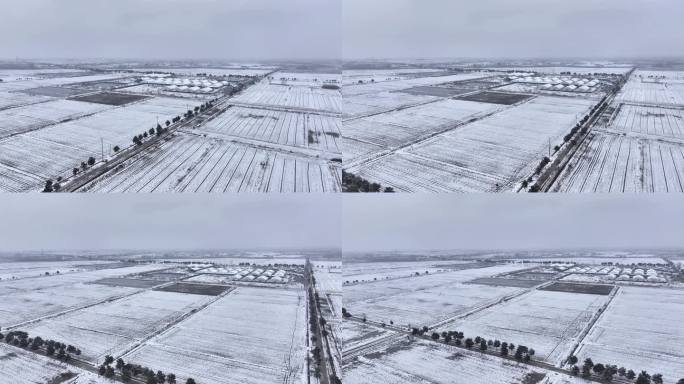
70,92,148,106
156,282,231,296
540,282,614,295
457,91,532,105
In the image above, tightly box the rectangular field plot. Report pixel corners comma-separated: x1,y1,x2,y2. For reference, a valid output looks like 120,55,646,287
92,278,162,288
575,287,684,381
436,290,609,365
398,86,469,97
350,96,595,191
0,264,169,326
0,97,190,191
539,282,614,295
18,86,90,98
347,152,508,192
468,277,542,288
342,91,439,118
24,290,213,363
0,281,136,327
0,343,74,384
70,92,149,106
344,265,528,327
343,73,491,97
344,339,568,384
407,96,594,189
232,81,341,114
343,98,501,154
83,135,342,192
155,282,231,296
617,74,684,107
457,91,533,105
125,287,307,384
0,91,52,111
0,99,112,138
202,106,341,153
552,132,684,192
604,104,684,139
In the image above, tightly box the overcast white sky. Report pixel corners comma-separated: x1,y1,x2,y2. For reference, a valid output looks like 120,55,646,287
344,0,684,59
0,195,341,251
0,0,341,60
343,195,684,252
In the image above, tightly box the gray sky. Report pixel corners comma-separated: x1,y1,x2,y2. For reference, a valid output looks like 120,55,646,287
344,0,684,59
0,195,340,251
343,195,684,252
1,0,341,60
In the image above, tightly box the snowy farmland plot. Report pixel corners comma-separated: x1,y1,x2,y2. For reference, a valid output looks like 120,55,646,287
344,264,530,327
575,287,684,382
343,98,503,159
124,286,308,384
23,290,215,363
81,134,342,192
201,106,341,152
344,338,584,384
0,343,77,384
340,65,618,192
436,290,610,365
348,96,595,192
0,95,190,191
0,264,171,326
552,69,684,193
232,77,342,114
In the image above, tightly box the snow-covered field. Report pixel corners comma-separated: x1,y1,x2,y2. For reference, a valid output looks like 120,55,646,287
437,290,609,365
343,260,473,284
201,106,342,153
601,104,684,138
233,79,342,114
125,286,307,384
553,131,684,192
342,68,448,86
349,96,595,192
0,99,112,139
343,72,493,98
551,69,684,193
24,290,214,363
617,71,684,107
341,72,493,119
0,264,167,326
0,73,127,92
342,91,438,118
575,286,684,383
343,98,502,162
0,343,75,384
344,338,585,384
271,72,341,87
0,96,190,192
82,134,342,192
344,265,528,327
0,260,111,280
